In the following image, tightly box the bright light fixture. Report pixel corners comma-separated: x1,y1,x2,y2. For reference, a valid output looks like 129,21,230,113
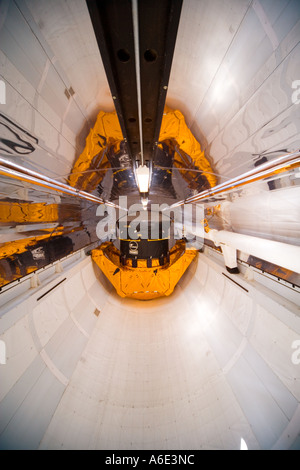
141,197,148,210
136,165,150,193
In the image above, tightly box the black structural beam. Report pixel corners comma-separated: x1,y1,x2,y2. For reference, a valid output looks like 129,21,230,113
138,0,182,161
86,0,182,165
86,0,139,161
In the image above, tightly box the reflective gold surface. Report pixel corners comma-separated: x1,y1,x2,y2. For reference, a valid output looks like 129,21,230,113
91,240,198,300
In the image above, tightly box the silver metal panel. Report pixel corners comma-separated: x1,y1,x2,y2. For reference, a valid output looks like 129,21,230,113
0,367,65,450
0,1,48,90
168,0,300,180
0,355,45,435
168,0,252,124
243,343,298,420
227,355,289,449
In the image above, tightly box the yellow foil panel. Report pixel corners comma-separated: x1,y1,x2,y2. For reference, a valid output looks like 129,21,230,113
68,107,216,192
91,241,197,300
68,110,122,191
160,106,217,188
0,202,59,223
0,230,64,259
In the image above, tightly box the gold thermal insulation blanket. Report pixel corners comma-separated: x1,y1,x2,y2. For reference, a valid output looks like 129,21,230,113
68,107,216,190
91,241,197,300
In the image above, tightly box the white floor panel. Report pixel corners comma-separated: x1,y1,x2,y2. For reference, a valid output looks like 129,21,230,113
0,253,299,449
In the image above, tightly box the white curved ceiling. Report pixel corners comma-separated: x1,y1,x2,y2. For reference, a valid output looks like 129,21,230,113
1,0,299,180
168,0,300,177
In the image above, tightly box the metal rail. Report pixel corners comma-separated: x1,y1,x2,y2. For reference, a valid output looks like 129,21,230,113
168,150,300,209
0,157,121,208
86,0,182,166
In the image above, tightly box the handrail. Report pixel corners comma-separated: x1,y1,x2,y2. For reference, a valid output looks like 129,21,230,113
1,150,299,211
167,150,300,209
0,157,121,209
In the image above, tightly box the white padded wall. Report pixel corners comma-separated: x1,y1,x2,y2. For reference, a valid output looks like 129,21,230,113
2,0,299,180
0,0,112,177
1,253,299,450
168,0,300,178
0,257,102,449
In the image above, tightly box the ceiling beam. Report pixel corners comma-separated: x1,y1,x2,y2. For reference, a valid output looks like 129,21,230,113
86,0,182,166
138,0,182,162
